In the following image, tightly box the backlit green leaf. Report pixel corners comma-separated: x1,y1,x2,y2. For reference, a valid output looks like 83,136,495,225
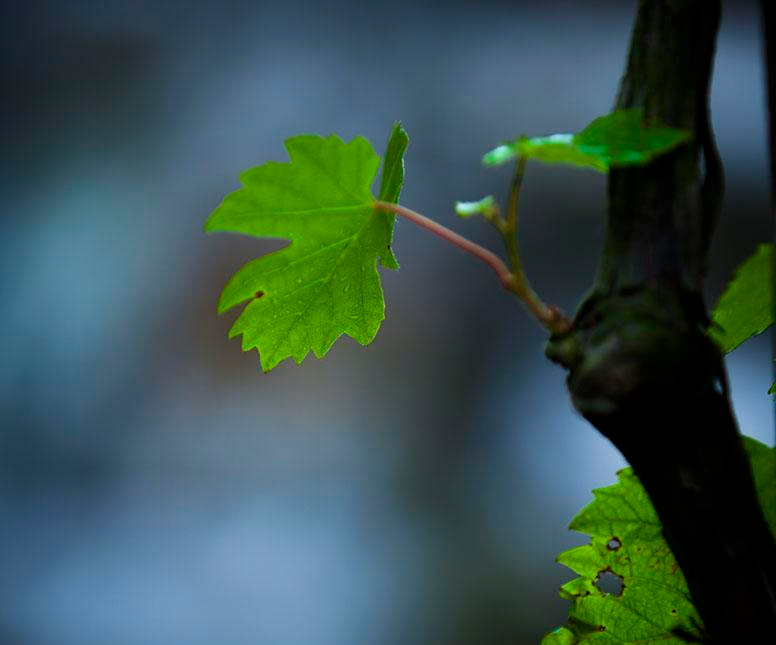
484,109,692,172
516,134,608,172
709,243,775,354
206,129,406,371
482,144,520,166
376,122,409,270
541,436,775,645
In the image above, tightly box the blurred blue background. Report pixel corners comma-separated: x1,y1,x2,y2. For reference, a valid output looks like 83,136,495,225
1,1,773,644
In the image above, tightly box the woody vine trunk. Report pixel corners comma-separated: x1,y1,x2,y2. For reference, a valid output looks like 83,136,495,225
546,1,776,642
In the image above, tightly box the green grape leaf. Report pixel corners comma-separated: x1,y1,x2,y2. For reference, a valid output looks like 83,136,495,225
516,134,609,172
484,109,692,172
482,144,521,167
376,122,409,270
205,127,407,371
454,195,499,219
541,436,776,645
709,243,775,354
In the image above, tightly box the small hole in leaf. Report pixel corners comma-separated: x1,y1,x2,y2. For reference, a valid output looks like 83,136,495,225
595,570,624,596
671,608,678,615
607,537,621,551
712,377,723,395
254,290,265,299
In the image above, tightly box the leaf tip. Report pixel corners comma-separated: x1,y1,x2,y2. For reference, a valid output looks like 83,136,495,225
379,248,400,270
482,142,518,167
203,210,220,233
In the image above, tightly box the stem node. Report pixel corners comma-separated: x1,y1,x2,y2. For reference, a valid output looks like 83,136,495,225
374,199,572,336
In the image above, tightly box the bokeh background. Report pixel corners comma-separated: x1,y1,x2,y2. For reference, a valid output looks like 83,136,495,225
1,1,773,644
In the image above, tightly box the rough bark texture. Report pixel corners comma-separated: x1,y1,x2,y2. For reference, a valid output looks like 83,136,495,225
546,1,776,642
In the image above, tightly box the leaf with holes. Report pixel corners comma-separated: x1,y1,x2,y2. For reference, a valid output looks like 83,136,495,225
541,436,776,645
483,109,692,172
709,243,775,354
205,124,408,371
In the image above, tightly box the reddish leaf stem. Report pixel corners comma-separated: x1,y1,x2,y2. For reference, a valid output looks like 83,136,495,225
374,200,571,335
376,201,512,284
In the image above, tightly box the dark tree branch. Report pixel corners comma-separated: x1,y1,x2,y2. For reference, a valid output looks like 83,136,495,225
547,1,776,642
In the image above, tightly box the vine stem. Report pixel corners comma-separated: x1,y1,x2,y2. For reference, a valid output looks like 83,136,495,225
505,155,527,234
373,200,572,335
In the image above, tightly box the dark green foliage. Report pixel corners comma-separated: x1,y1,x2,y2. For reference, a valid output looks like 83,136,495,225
543,437,776,645
483,109,692,172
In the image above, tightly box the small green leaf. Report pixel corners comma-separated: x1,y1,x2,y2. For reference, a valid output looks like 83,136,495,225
709,243,775,354
517,134,608,172
377,122,409,270
454,195,499,219
770,382,775,395
543,436,776,645
482,144,519,166
574,109,692,165
206,129,407,371
484,109,692,172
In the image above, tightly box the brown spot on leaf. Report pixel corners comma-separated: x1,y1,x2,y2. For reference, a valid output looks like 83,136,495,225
254,290,265,299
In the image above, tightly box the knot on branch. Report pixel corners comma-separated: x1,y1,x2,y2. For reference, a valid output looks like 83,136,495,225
545,285,719,431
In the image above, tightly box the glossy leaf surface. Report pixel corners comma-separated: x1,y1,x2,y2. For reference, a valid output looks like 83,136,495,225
206,128,406,371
